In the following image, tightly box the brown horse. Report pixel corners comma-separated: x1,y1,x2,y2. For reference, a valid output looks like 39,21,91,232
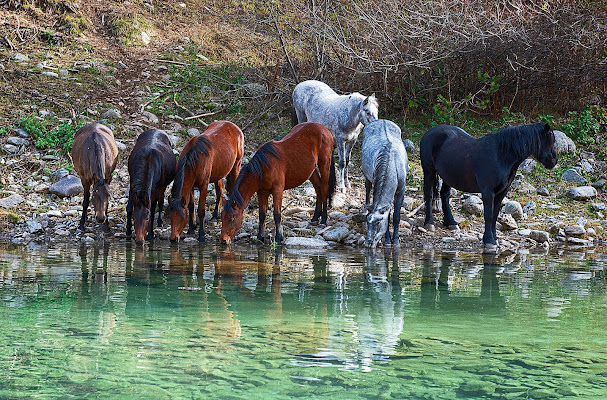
166,121,244,243
71,123,119,232
126,129,177,244
220,122,336,245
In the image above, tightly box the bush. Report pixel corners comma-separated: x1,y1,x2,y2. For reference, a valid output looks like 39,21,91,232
14,116,83,155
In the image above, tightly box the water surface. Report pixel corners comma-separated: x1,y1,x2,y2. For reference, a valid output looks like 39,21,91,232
1,243,606,399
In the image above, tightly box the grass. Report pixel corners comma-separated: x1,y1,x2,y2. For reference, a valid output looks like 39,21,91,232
12,116,84,155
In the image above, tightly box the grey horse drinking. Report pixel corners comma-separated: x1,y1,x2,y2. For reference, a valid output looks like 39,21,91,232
292,80,378,191
362,120,408,248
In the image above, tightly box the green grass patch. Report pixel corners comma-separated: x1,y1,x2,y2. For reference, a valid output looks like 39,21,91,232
14,116,84,155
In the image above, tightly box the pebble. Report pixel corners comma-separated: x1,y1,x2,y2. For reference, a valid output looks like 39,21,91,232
323,227,350,242
12,128,30,138
565,225,586,237
0,194,25,209
463,195,483,215
115,141,127,152
187,128,200,137
11,53,29,62
41,71,59,78
3,144,19,153
284,237,328,248
502,200,523,221
42,154,59,161
47,210,63,218
102,109,122,120
26,220,43,233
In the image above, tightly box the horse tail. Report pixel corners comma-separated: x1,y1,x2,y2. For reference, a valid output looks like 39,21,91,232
291,106,299,127
328,153,336,208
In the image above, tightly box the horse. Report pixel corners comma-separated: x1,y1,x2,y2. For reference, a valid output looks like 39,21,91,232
220,122,336,245
292,80,378,192
71,123,119,232
420,122,557,253
361,120,408,248
126,129,177,244
166,121,244,243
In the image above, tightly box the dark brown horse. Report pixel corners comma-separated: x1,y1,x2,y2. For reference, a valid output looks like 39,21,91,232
220,122,336,245
71,123,119,232
126,129,177,244
166,121,244,242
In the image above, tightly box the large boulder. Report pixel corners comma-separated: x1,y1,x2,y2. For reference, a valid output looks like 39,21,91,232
502,200,523,221
49,175,84,198
553,130,576,154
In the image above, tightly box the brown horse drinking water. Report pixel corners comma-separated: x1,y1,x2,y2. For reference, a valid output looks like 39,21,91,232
71,123,119,232
126,129,177,244
166,121,244,242
220,122,336,245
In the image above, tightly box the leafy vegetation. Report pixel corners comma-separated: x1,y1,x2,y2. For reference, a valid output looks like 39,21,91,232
13,116,83,155
561,106,607,145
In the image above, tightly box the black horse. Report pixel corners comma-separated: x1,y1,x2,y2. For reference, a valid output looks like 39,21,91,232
420,122,557,253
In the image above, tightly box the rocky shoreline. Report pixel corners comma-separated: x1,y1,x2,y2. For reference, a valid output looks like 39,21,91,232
2,123,607,254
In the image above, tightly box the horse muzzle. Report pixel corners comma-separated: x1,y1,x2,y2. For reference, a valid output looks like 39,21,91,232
221,236,232,245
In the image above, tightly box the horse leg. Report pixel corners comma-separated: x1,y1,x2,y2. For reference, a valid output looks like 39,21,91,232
491,191,507,247
187,192,196,234
481,189,498,253
79,185,90,231
156,189,165,228
392,189,405,246
440,182,458,230
102,201,110,233
344,140,355,189
423,169,436,232
197,186,208,242
212,180,225,220
365,178,372,207
272,191,284,244
126,193,133,237
310,169,323,224
336,137,347,192
148,198,157,242
257,193,269,243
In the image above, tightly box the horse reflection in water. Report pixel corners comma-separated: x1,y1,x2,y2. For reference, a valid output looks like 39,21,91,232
295,250,405,371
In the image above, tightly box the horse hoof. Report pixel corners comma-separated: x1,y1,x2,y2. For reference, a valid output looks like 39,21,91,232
424,224,436,232
483,243,498,254
102,225,110,233
447,224,459,231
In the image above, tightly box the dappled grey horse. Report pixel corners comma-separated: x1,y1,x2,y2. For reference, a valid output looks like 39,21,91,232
362,120,408,248
292,80,378,191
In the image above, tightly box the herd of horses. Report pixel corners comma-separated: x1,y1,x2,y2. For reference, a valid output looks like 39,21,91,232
71,80,558,253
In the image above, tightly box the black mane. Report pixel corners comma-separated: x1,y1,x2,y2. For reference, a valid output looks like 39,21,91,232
495,122,547,159
171,135,212,199
131,147,159,200
225,142,281,211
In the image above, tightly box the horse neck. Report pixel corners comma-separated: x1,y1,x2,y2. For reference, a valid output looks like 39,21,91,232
171,159,196,203
231,169,260,209
371,149,399,211
337,97,363,131
136,153,159,199
91,135,107,182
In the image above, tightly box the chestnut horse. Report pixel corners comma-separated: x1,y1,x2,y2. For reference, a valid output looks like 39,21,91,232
220,122,336,245
166,121,244,242
126,129,177,244
71,123,119,232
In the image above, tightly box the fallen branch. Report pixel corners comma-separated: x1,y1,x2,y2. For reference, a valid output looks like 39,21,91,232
405,202,424,218
183,111,220,121
173,93,208,127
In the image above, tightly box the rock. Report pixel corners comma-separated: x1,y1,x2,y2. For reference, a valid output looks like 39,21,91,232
561,169,587,184
7,137,30,146
566,186,597,200
463,195,483,216
518,182,536,194
47,210,63,218
11,53,29,62
117,61,127,69
3,144,19,153
26,220,43,233
565,225,586,237
567,237,593,246
42,154,59,161
0,194,25,209
519,228,531,236
50,168,70,182
518,158,537,173
497,214,517,230
12,128,30,138
187,128,200,137
502,201,523,221
592,203,606,211
575,217,587,227
55,228,69,236
522,200,536,215
141,31,151,45
537,187,550,196
41,71,59,78
34,184,49,193
553,130,576,154
168,134,179,148
323,227,350,242
578,159,594,174
48,175,84,198
403,139,415,152
592,179,606,189
529,230,550,243
115,141,127,152
284,237,328,248
142,111,159,124
101,108,122,120
242,83,266,97
580,151,595,160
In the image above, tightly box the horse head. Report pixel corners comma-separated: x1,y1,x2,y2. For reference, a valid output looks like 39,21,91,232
537,123,558,169
91,178,110,224
167,197,187,242
364,205,390,248
220,198,244,245
132,193,151,244
361,94,379,125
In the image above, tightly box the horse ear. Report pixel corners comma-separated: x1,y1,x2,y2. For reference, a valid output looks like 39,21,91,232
544,122,551,132
363,96,369,105
370,93,376,99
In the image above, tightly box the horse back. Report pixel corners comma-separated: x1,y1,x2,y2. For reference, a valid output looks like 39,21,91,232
129,129,175,186
205,121,244,180
72,123,118,184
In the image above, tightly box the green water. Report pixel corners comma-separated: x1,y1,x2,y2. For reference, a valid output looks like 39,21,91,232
1,244,606,399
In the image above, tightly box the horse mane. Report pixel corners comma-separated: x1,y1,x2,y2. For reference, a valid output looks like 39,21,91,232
495,123,545,159
372,142,393,208
91,132,106,182
171,135,212,199
132,148,158,200
226,142,281,211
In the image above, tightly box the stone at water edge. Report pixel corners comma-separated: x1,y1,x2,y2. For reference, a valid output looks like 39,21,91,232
497,214,517,230
529,230,550,243
323,227,350,242
463,195,483,216
564,225,586,237
49,175,84,198
284,237,328,248
502,201,523,221
26,220,43,234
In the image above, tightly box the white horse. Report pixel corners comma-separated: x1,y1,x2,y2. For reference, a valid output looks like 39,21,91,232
292,80,379,191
